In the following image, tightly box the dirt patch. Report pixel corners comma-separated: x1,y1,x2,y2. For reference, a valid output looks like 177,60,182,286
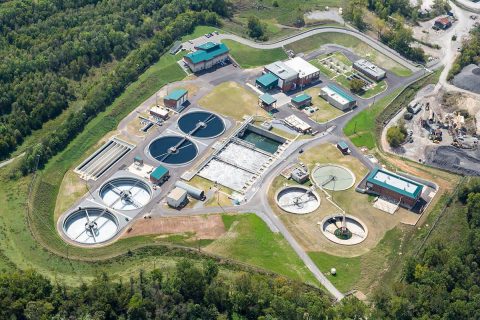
54,170,88,221
123,214,225,239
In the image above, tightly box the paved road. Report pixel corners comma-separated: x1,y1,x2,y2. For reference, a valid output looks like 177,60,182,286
216,26,420,72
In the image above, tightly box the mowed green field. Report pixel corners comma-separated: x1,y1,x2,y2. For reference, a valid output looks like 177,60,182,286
205,214,319,286
222,39,288,68
308,252,361,292
343,88,403,149
285,33,412,77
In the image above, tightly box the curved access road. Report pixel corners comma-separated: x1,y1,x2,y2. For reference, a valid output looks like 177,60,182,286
453,0,480,13
216,26,420,72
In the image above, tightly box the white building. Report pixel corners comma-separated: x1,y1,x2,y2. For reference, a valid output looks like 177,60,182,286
353,59,386,81
284,57,320,86
166,187,188,208
150,106,169,120
284,115,311,133
320,85,356,110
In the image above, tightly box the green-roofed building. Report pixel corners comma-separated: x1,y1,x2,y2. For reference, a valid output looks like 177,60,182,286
320,84,356,110
150,165,170,185
184,42,230,73
164,88,188,110
290,93,312,109
259,93,277,111
365,167,424,209
256,73,279,90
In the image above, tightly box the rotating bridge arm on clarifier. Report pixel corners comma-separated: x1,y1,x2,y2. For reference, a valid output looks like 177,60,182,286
154,138,192,162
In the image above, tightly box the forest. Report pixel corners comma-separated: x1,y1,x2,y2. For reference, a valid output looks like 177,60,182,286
0,0,229,172
371,179,480,319
0,260,368,320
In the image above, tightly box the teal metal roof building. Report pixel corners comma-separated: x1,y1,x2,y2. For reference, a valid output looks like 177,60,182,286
256,73,279,90
165,89,188,101
185,42,229,65
327,84,355,102
366,168,423,207
291,93,312,108
150,165,169,184
259,93,277,106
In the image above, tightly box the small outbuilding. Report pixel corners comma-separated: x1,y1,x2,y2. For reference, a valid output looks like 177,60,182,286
150,165,169,185
434,17,452,30
291,93,312,109
150,106,169,120
167,187,188,208
337,140,350,154
259,93,277,111
291,167,309,184
284,115,311,133
163,89,188,111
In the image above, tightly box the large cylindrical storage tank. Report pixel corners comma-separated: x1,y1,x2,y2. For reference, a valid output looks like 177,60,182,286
174,181,205,200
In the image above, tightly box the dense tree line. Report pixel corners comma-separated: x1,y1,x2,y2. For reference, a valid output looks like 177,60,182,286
1,0,228,174
448,26,480,79
344,0,425,63
372,179,480,319
0,0,229,162
0,260,368,319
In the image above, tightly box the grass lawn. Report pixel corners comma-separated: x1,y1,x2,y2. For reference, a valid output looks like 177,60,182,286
360,80,387,99
343,88,403,149
205,214,319,286
198,81,270,120
304,87,344,123
285,33,412,77
308,252,361,292
221,39,288,68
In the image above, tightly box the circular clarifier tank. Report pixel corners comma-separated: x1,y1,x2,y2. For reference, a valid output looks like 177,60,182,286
320,214,368,245
148,135,198,165
99,177,152,211
275,185,320,214
311,164,355,191
63,207,118,245
177,111,225,139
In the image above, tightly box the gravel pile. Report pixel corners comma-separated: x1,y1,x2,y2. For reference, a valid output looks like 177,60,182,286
452,64,480,94
426,146,480,176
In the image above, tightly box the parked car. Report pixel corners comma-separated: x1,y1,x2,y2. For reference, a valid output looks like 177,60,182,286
404,112,414,120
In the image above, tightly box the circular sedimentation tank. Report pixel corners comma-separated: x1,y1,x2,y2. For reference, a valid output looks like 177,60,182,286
275,185,320,215
320,214,368,245
99,177,152,210
177,111,225,139
63,207,119,245
148,135,198,165
311,164,355,191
